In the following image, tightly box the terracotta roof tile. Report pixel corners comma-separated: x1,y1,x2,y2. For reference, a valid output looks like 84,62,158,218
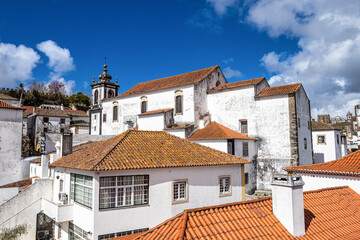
189,122,257,140
117,66,218,97
0,93,18,101
0,99,23,110
164,124,195,130
311,121,340,131
0,176,39,190
213,77,265,91
257,83,301,97
139,108,173,116
64,109,88,117
284,150,360,176
22,106,87,118
50,130,250,171
115,186,360,240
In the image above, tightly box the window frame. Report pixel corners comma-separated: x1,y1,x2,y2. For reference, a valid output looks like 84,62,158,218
304,138,307,149
140,96,148,114
70,173,93,209
99,175,149,210
242,142,249,157
317,135,326,145
174,90,183,115
113,106,118,121
219,175,231,197
103,113,107,123
43,117,49,123
172,179,188,204
69,222,90,240
239,119,248,134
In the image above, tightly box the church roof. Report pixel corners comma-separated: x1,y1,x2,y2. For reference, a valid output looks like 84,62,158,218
117,66,218,97
0,99,23,110
115,186,360,240
256,83,301,97
50,130,250,171
189,122,257,140
311,121,340,131
284,150,360,176
211,77,265,92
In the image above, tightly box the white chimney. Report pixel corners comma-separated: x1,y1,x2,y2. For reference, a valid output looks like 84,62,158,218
40,154,50,178
271,174,305,237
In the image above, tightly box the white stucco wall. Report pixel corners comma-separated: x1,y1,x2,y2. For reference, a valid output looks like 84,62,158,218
295,86,313,165
163,129,186,139
0,188,18,205
0,108,23,186
300,173,360,194
138,114,165,131
312,130,342,163
91,112,101,135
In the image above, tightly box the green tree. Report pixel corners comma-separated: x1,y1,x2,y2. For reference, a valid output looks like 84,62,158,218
69,92,90,111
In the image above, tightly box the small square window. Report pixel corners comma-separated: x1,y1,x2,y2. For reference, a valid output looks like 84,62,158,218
173,180,188,203
242,142,249,157
60,128,64,133
317,135,325,144
60,118,65,124
43,117,49,123
44,127,48,133
219,176,231,196
239,120,248,134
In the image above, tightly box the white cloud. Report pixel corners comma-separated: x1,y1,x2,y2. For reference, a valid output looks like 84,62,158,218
37,40,74,74
207,0,238,16
223,57,234,65
0,43,40,87
223,66,242,78
245,0,360,117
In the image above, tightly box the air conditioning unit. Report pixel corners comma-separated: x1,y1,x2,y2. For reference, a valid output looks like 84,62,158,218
58,192,68,204
37,230,50,239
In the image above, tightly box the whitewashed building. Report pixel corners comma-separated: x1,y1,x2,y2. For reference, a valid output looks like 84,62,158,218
284,150,360,194
0,100,24,186
0,93,20,106
0,130,249,240
311,121,345,163
188,121,258,194
89,65,313,190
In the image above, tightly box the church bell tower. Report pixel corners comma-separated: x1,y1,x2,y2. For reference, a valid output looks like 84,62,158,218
89,63,119,135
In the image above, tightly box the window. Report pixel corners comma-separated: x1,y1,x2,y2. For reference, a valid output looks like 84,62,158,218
304,138,307,149
98,229,148,240
44,127,48,133
99,175,149,209
298,118,301,128
242,142,249,157
94,115,97,120
173,180,188,203
113,106,118,121
227,139,235,155
60,118,65,124
69,222,90,240
175,95,183,114
337,135,339,144
43,117,49,123
140,96,148,114
219,176,231,196
245,173,249,185
70,174,93,208
239,120,248,134
103,113,107,122
60,128,64,133
308,121,310,130
108,90,114,98
216,80,221,87
317,135,325,144
60,179,64,192
94,90,99,104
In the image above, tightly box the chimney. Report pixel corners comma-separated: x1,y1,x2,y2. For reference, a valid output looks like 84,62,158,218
60,133,73,157
40,154,50,178
60,103,64,110
33,106,36,113
271,174,305,237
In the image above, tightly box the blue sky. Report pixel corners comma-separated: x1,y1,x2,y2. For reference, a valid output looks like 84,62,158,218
1,0,360,117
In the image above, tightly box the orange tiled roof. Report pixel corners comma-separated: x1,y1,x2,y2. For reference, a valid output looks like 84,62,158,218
213,77,265,91
50,130,250,171
64,109,88,117
0,99,22,110
117,66,218,97
284,150,360,176
256,83,301,97
311,121,340,131
139,108,173,116
189,122,257,140
0,176,39,190
115,186,360,240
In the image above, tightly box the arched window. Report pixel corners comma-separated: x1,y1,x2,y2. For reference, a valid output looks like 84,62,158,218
113,106,118,121
94,90,99,104
175,90,183,114
108,90,114,98
140,96,147,114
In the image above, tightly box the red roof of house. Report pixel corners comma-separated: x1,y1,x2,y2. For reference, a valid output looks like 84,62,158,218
117,66,218,97
0,176,39,190
213,77,265,91
189,122,257,140
0,99,23,110
50,130,250,171
0,93,18,101
257,83,302,97
284,150,360,176
115,186,360,240
22,106,87,118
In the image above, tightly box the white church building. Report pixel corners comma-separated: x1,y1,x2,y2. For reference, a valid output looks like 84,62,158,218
89,64,313,190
